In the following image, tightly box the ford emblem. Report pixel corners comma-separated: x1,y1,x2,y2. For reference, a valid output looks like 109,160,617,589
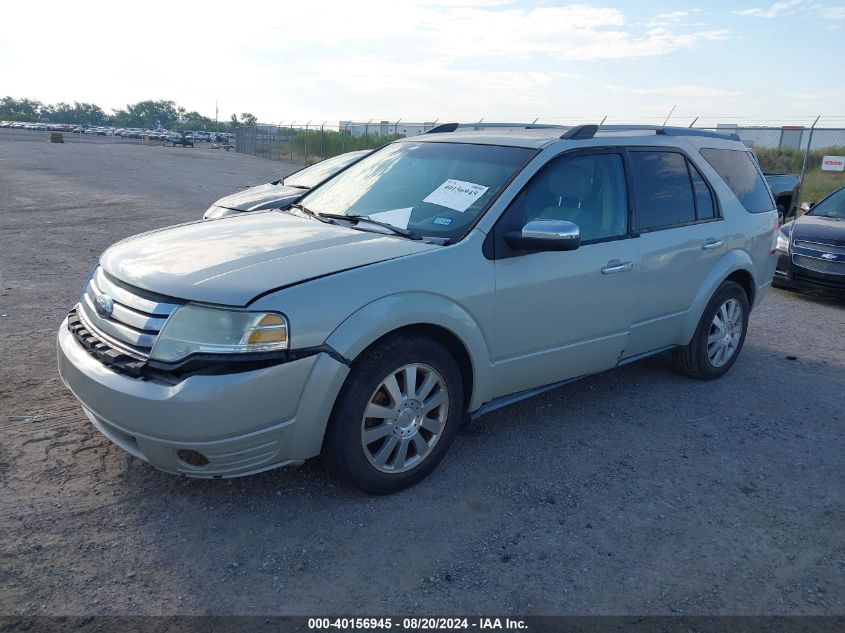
95,293,114,318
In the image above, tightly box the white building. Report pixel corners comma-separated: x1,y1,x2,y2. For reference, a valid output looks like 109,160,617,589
339,121,437,138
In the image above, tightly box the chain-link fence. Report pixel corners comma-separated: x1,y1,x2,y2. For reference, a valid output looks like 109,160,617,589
234,123,402,166
234,120,845,204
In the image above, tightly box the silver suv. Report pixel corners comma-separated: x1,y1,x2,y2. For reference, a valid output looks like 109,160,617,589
57,125,779,493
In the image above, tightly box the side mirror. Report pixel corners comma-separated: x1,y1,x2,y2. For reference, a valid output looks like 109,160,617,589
504,219,580,252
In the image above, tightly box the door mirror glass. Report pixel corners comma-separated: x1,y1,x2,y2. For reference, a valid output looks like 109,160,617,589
504,219,580,252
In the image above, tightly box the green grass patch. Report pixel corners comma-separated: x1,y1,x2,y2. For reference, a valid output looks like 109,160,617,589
753,146,845,203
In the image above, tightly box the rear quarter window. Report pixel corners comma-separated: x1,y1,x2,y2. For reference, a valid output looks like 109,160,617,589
700,148,774,213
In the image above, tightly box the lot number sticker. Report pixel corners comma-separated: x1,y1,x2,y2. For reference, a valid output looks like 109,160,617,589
821,156,845,172
423,179,489,212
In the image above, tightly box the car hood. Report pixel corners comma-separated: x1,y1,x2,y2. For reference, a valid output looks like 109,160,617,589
791,214,845,245
100,212,439,305
213,182,305,212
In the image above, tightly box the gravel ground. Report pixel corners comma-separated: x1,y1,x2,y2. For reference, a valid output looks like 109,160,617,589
0,139,843,617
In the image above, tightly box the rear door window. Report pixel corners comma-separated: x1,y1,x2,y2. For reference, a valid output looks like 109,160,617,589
700,148,774,213
630,151,696,231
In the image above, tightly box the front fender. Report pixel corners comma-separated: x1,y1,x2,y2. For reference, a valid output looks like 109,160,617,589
681,249,756,344
325,292,493,412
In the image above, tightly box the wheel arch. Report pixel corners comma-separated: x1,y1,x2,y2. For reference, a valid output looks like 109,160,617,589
681,250,757,345
324,292,494,412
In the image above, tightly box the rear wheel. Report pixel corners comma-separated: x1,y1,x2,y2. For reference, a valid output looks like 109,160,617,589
323,333,464,494
673,281,750,380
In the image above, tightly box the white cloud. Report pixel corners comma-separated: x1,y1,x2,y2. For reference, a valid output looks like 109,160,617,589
737,0,845,18
817,5,845,19
737,0,804,17
606,85,746,98
655,11,690,20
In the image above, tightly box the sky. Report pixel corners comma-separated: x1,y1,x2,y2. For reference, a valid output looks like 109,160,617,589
1,0,843,127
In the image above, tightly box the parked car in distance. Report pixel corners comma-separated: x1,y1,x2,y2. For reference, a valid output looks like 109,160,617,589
763,172,801,223
774,186,845,296
58,125,779,493
170,131,194,147
203,150,371,219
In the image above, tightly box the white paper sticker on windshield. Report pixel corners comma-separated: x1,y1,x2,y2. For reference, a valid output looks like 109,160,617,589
423,179,489,212
367,207,412,229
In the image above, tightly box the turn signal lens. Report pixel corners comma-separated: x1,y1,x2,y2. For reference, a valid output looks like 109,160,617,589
244,313,288,346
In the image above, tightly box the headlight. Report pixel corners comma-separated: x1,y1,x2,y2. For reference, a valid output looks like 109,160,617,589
150,304,288,362
776,231,790,254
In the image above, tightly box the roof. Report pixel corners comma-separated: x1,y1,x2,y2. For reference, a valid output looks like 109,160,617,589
403,124,741,149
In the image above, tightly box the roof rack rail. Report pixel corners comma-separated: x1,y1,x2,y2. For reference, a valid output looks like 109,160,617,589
425,123,460,134
523,124,569,130
559,124,598,140
596,124,740,141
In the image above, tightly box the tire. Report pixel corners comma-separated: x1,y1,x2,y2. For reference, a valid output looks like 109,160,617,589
673,280,750,380
323,333,464,494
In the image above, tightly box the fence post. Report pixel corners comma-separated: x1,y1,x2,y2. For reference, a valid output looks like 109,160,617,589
304,121,311,164
290,122,295,162
799,115,821,190
364,119,372,149
320,122,326,160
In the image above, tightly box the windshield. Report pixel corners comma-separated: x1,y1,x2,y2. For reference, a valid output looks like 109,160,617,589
283,150,369,189
809,187,845,219
298,141,536,239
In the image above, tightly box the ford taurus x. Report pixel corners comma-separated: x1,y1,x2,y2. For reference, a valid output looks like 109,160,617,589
58,124,779,493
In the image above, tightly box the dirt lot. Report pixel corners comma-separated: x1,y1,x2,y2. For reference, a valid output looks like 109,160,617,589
1,138,843,617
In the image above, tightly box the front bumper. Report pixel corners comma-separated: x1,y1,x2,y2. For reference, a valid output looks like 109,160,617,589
774,252,845,297
57,318,349,477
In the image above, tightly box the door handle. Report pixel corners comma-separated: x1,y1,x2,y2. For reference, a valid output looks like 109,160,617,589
701,239,724,250
601,261,634,274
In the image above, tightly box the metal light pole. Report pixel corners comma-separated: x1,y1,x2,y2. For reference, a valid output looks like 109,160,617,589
799,115,821,191
364,119,373,149
304,120,312,164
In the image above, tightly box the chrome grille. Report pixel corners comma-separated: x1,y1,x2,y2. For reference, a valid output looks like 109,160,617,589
794,240,845,256
78,267,181,358
792,254,845,276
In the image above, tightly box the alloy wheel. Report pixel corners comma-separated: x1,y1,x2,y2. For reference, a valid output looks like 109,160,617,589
707,298,744,368
360,363,449,474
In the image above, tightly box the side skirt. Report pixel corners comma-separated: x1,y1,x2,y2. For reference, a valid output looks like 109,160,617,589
468,345,677,422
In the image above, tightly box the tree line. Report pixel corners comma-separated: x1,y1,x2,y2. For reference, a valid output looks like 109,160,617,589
0,96,258,130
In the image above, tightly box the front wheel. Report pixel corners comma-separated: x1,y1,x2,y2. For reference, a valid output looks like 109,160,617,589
323,333,464,494
673,280,750,380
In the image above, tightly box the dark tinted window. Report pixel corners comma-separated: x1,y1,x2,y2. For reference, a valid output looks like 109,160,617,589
507,153,628,242
700,148,773,213
809,186,845,219
690,163,715,219
630,151,695,230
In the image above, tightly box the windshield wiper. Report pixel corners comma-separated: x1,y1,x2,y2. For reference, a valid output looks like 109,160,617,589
342,214,423,240
291,205,422,240
290,203,337,224
314,212,423,240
